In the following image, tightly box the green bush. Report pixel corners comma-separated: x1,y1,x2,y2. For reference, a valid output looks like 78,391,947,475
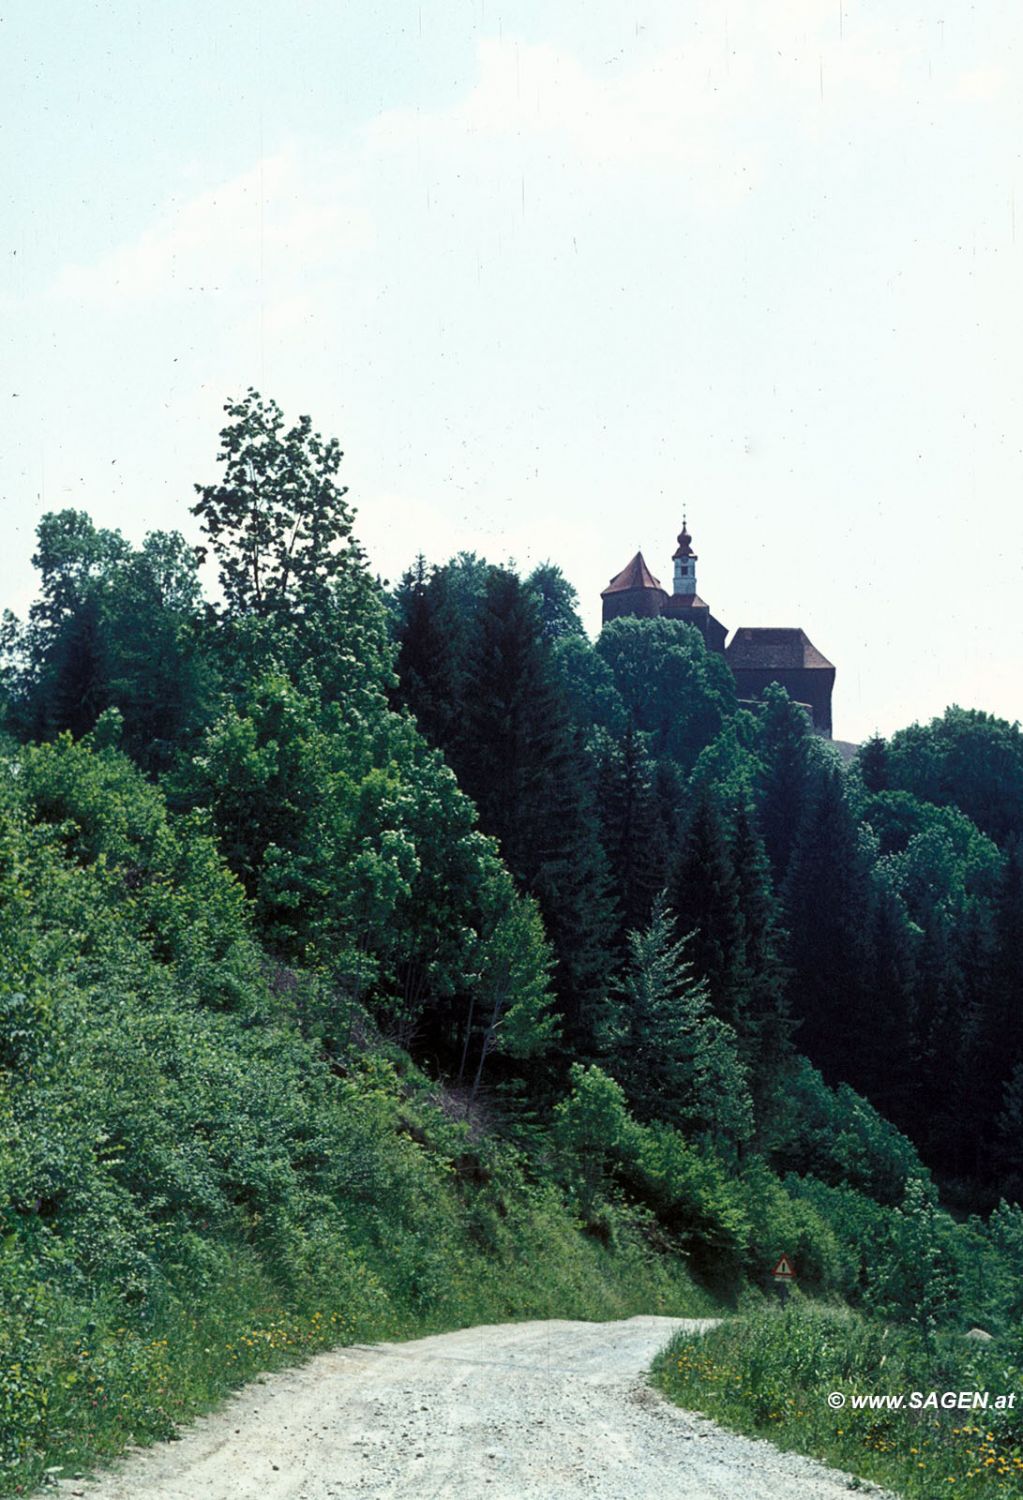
739,1161,851,1296
0,746,709,1495
770,1058,925,1206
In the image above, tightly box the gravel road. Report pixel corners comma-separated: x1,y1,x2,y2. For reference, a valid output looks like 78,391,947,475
59,1316,893,1500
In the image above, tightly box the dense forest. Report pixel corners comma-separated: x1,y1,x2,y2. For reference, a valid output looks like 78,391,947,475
3,391,1023,1495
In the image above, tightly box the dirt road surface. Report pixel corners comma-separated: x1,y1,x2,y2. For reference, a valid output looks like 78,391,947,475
59,1316,891,1499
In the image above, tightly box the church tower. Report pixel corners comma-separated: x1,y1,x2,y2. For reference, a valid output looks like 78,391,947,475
672,518,698,596
661,519,728,652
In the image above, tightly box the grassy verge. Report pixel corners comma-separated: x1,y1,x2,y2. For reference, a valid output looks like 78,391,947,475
651,1300,1023,1498
6,1131,714,1498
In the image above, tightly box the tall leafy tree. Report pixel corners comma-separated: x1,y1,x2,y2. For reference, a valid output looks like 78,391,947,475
12,510,129,739
30,509,130,635
525,562,585,641
595,615,735,767
887,707,1023,847
103,531,213,770
192,389,357,620
192,390,393,708
551,634,628,736
4,512,210,763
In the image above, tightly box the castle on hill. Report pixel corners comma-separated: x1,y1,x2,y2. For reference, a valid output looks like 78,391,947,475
601,522,835,738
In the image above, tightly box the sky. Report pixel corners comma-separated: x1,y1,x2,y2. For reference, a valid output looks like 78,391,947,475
3,0,1022,742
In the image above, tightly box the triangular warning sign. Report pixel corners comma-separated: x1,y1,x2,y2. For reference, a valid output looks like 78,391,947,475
772,1254,797,1279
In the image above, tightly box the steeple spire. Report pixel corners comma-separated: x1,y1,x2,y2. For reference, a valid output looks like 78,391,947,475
672,516,697,596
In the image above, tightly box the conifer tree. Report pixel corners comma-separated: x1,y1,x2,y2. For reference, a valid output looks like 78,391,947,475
728,801,793,1102
857,878,917,1119
393,552,491,747
393,555,460,747
990,839,1023,1083
952,898,996,1182
857,733,890,793
909,903,964,1174
609,894,753,1150
996,1063,1023,1201
782,762,872,1081
755,683,814,881
667,786,745,1032
456,568,617,1053
594,725,667,949
50,590,109,740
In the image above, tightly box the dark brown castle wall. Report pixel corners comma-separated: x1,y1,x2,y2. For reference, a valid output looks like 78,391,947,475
729,666,835,738
601,587,668,623
705,617,728,654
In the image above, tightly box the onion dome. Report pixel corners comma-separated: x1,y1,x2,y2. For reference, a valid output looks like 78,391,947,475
672,516,696,561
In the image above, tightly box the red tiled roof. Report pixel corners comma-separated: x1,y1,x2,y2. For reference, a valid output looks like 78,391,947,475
662,593,709,613
601,552,664,596
726,627,834,671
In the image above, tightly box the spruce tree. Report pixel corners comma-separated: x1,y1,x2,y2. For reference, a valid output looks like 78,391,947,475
393,555,461,747
909,903,964,1176
594,725,668,949
782,762,872,1082
755,683,814,882
858,733,890,793
996,1063,1023,1201
969,837,1023,1191
728,801,793,1106
50,590,109,739
393,552,492,752
991,839,1023,1082
858,878,917,1121
667,786,745,1032
456,568,617,1054
610,894,753,1149
954,898,996,1183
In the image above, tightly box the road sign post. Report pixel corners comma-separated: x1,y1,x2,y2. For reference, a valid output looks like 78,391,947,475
771,1253,797,1306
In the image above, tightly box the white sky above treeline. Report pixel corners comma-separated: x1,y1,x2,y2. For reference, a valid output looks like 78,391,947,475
3,0,1021,741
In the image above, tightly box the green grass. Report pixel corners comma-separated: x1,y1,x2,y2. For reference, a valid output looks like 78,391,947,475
5,1153,714,1498
652,1300,1023,1498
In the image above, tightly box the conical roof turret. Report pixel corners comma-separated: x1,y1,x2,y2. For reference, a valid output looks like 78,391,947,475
601,551,664,596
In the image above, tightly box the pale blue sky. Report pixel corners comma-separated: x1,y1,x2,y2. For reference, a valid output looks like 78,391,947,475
3,1,1021,741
